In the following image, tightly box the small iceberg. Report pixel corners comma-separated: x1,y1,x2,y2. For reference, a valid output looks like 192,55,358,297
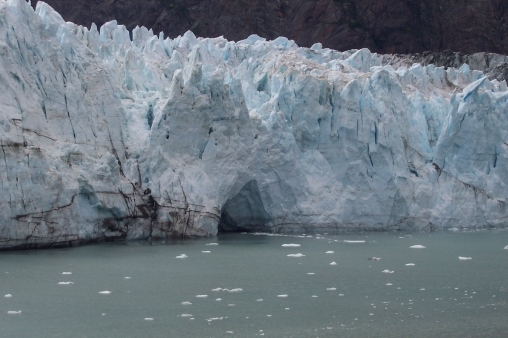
330,262,337,266
410,245,426,249
176,254,188,259
459,256,472,260
7,311,21,315
282,244,301,247
4,294,12,298
287,253,305,257
99,291,112,295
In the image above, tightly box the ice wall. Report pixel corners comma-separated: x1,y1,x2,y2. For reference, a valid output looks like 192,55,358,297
0,0,507,248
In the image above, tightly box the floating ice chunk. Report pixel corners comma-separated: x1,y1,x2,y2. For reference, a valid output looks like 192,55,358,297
326,251,334,254
282,244,301,247
216,298,222,301
202,251,211,253
176,254,188,259
344,240,365,243
459,256,472,260
326,288,337,291
58,282,74,285
180,314,193,317
4,294,12,298
196,295,208,298
405,263,415,266
227,288,243,292
410,245,426,249
330,262,337,265
7,311,21,315
382,270,394,274
206,243,219,246
124,277,131,279
144,318,154,321
62,272,72,275
206,317,224,322
287,253,305,257
277,294,288,298
181,301,192,305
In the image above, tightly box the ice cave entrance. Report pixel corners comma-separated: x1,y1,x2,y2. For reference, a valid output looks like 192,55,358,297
218,180,272,233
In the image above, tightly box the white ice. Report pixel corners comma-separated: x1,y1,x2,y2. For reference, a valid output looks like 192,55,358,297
287,253,305,257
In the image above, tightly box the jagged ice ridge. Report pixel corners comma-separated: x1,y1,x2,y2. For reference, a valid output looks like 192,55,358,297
0,0,507,248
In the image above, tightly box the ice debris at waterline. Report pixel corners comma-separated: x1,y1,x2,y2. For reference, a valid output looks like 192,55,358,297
1,0,508,249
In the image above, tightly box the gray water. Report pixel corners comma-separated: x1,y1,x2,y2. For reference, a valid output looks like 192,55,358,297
1,230,507,338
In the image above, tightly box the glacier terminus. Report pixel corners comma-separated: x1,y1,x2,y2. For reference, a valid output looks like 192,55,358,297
1,0,507,249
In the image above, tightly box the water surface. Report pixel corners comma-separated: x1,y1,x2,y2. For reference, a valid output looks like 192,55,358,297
1,230,507,337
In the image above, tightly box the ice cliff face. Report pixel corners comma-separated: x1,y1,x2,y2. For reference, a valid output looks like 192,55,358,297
1,1,508,249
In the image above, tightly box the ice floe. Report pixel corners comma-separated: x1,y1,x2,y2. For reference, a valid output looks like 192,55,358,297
4,294,12,298
330,262,337,266
287,253,305,257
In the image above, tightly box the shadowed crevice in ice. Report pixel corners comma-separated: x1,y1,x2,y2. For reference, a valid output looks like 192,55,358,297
218,180,272,233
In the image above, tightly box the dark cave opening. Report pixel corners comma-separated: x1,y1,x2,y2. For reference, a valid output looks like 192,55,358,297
218,180,271,233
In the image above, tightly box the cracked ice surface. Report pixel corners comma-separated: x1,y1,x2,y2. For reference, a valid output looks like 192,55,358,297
1,0,508,249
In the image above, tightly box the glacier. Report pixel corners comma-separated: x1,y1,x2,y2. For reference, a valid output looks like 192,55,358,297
1,0,507,249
